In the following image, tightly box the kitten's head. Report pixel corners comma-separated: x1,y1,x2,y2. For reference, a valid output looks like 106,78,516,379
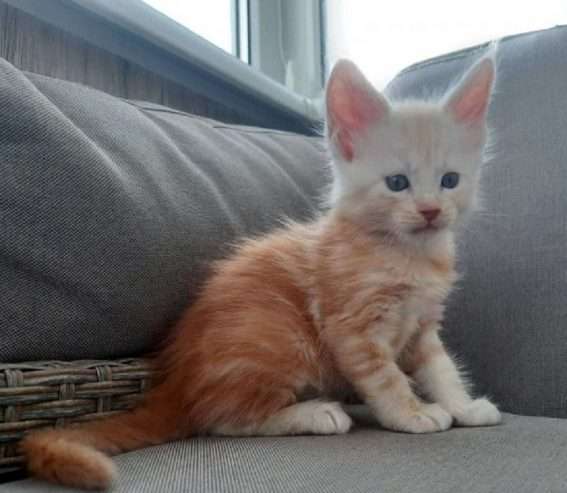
326,55,495,245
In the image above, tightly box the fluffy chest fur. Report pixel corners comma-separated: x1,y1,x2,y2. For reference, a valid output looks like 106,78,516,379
313,217,457,378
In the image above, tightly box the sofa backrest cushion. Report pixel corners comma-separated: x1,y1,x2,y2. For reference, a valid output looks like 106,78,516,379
0,58,329,362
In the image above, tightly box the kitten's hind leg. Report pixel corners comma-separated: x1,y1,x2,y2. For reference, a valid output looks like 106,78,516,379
213,400,353,437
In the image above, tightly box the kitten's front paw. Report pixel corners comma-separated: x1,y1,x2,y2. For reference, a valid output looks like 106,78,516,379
453,398,501,427
383,403,453,434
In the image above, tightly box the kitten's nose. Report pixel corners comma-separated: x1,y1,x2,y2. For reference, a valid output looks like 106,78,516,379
419,208,441,223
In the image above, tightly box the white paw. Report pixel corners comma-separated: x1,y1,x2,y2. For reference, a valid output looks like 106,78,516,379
309,402,353,435
453,398,502,427
383,403,453,434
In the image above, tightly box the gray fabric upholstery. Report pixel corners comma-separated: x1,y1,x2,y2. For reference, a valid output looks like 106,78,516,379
2,27,567,493
4,411,567,492
387,26,567,419
0,58,329,362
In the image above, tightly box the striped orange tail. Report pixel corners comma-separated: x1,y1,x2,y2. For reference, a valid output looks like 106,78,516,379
21,387,184,490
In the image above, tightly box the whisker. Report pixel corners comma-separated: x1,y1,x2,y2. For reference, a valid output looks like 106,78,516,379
474,212,509,217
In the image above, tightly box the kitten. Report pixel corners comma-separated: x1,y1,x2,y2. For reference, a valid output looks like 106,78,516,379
22,55,501,490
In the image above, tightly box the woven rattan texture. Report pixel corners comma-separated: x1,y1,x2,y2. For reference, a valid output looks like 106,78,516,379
0,359,153,475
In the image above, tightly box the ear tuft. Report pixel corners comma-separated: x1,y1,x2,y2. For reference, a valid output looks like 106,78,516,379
326,59,389,161
444,55,495,125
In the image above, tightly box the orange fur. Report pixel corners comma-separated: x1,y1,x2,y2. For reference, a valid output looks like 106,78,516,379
21,381,185,489
21,213,456,489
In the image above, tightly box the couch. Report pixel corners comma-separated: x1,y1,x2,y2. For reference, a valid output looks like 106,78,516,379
1,25,567,492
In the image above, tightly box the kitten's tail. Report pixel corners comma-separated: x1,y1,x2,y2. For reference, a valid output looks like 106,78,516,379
20,383,185,490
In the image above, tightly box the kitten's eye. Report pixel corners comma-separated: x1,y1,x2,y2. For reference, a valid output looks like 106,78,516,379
385,174,410,192
441,172,460,189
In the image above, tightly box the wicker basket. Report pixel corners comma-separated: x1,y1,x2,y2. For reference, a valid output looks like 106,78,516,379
0,359,154,476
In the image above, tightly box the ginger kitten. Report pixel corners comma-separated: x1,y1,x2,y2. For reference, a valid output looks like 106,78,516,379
22,54,501,490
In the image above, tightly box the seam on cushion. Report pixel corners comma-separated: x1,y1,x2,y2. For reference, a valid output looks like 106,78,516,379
124,102,323,140
211,124,325,140
123,100,215,121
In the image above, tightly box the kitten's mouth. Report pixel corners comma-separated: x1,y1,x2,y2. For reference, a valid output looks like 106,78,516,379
412,224,440,234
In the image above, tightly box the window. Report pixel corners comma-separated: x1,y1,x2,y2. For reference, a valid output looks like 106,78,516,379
141,0,324,99
143,0,565,100
141,0,240,57
325,0,567,89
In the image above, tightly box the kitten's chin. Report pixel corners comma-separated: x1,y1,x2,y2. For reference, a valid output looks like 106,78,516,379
400,224,451,247
362,220,452,246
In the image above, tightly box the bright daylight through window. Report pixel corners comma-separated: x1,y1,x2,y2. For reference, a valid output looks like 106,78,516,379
142,0,565,95
142,0,236,55
326,0,566,88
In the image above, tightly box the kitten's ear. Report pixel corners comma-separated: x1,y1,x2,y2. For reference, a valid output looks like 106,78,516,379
444,56,495,126
326,59,389,162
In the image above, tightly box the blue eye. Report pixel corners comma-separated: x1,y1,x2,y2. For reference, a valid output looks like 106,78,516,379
441,172,459,189
385,174,410,192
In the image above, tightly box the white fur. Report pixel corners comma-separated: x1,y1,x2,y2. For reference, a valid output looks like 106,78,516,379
359,363,453,433
330,102,485,244
326,54,496,248
452,398,502,427
413,330,502,427
393,403,453,434
213,400,352,436
323,52,499,433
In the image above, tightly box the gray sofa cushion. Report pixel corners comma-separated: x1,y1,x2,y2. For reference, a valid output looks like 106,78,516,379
0,57,329,363
386,26,567,419
4,411,567,492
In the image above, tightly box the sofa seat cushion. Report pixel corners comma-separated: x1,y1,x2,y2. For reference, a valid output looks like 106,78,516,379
4,411,567,492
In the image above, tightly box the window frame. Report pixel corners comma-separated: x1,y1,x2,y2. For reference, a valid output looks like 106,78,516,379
75,0,324,116
5,0,324,131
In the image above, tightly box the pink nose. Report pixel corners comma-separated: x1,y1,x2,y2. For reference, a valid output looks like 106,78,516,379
420,208,441,223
